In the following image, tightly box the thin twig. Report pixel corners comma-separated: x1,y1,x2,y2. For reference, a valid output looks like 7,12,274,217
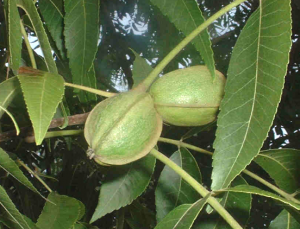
16,159,52,193
0,113,89,142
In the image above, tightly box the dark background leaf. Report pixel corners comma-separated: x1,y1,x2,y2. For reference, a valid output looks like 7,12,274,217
150,0,215,78
16,0,57,73
90,155,156,223
64,0,99,102
254,149,300,193
193,176,251,229
131,49,153,88
39,0,65,58
36,192,84,229
155,148,202,222
269,209,300,229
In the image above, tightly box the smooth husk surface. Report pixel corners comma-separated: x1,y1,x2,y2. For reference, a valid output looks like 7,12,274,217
84,90,163,165
149,66,226,126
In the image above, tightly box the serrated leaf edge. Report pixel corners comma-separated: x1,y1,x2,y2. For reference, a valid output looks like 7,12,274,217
90,158,156,223
17,75,65,145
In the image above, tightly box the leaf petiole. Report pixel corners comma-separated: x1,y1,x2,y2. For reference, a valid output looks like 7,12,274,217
138,0,248,90
64,82,116,98
0,105,20,135
16,159,52,193
20,19,37,69
150,148,242,229
158,137,300,205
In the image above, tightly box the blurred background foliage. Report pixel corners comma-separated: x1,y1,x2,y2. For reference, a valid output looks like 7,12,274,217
0,0,299,228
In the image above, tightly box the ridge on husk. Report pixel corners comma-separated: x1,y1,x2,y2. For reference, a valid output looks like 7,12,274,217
149,65,226,126
84,90,163,165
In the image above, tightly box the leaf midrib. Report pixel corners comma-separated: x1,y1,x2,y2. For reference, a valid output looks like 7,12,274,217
49,0,63,17
174,151,183,208
258,154,297,184
1,88,17,107
220,2,263,189
93,164,133,222
38,76,47,142
81,0,87,86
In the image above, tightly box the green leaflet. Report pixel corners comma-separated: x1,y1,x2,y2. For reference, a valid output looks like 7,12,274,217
16,0,57,73
0,185,34,229
194,176,251,229
0,76,21,134
131,49,153,88
81,64,97,102
155,195,210,229
125,201,156,229
18,70,65,145
8,0,22,72
0,212,38,229
155,147,202,222
64,0,99,102
269,210,300,229
224,185,300,210
37,192,84,229
255,149,300,193
17,0,69,126
39,0,65,58
212,0,292,190
90,155,156,223
0,77,20,119
0,148,40,196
